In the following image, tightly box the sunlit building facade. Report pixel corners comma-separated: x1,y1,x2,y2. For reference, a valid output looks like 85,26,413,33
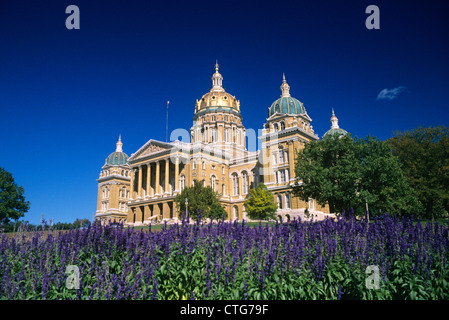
96,63,338,225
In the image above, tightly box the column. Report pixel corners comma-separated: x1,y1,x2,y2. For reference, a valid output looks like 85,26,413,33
165,158,169,194
174,157,179,193
146,163,151,197
129,168,135,199
144,205,151,221
288,141,295,182
137,165,143,198
155,161,160,196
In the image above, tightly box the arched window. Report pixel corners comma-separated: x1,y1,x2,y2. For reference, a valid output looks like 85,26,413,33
202,161,206,170
103,187,109,199
212,115,216,122
179,175,185,191
210,175,217,192
277,195,283,209
242,171,249,195
222,183,226,196
274,123,279,132
285,193,291,209
232,173,239,196
233,206,239,220
280,121,285,131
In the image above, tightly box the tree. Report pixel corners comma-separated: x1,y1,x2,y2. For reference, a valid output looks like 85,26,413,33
293,134,418,217
174,180,227,221
387,126,449,219
293,134,362,215
73,218,90,229
0,167,30,224
244,183,278,221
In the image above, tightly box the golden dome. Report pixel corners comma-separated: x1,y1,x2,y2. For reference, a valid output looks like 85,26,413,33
195,62,240,113
196,91,240,111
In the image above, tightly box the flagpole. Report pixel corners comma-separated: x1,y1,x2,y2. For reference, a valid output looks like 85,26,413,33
166,101,169,143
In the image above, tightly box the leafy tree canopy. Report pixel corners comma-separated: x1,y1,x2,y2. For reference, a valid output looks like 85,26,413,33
387,126,449,219
174,180,227,221
0,167,30,223
244,183,278,221
293,134,418,217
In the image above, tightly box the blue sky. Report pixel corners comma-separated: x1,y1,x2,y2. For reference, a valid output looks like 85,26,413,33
1,0,448,225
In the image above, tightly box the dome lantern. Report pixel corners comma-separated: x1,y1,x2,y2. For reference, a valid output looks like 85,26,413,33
105,135,129,166
268,75,307,117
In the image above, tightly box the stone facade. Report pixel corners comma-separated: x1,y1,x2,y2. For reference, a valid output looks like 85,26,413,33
96,63,335,225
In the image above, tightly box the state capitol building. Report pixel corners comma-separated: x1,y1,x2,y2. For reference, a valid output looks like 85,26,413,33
95,63,347,225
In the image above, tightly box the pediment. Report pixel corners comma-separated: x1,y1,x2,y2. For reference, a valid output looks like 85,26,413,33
128,139,174,162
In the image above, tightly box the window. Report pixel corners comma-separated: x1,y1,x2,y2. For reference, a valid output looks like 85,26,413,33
212,115,216,121
280,121,285,131
277,195,283,209
225,129,229,142
179,175,185,191
280,170,286,183
211,175,217,192
279,149,285,163
222,183,226,196
232,173,239,196
211,128,217,142
103,187,109,199
273,152,278,165
224,116,228,121
285,194,291,209
192,160,196,169
233,206,239,220
252,169,259,187
274,123,279,132
202,161,206,170
222,166,225,175
242,171,249,195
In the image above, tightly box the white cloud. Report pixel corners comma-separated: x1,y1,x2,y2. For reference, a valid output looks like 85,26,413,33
376,86,407,100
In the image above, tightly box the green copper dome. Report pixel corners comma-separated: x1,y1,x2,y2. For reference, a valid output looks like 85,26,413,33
105,151,129,166
105,135,129,166
268,96,306,117
322,110,348,138
322,127,348,138
268,75,307,117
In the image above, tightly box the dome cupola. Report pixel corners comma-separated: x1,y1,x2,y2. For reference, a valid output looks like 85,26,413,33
105,135,129,166
268,74,307,117
323,109,348,138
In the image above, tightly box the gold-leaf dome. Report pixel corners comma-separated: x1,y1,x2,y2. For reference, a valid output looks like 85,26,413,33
195,61,240,114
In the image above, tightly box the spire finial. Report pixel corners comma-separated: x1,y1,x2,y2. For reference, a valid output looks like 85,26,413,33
116,134,123,152
330,109,339,129
211,60,224,92
280,74,290,97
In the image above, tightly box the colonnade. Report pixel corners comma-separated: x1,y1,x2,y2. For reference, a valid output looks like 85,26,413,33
129,157,180,200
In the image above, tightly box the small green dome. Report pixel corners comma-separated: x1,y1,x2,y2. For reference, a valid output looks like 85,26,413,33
105,151,129,166
268,75,307,117
323,127,348,138
322,109,348,138
268,96,306,117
